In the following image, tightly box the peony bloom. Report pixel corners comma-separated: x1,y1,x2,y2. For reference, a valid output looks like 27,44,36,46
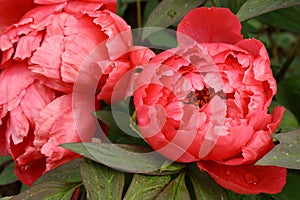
0,0,154,185
0,0,125,93
133,7,286,194
0,0,130,185
0,63,55,184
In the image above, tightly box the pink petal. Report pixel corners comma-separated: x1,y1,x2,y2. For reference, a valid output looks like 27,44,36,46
129,46,155,66
93,11,132,59
7,106,30,145
198,161,287,194
0,0,35,34
97,59,133,104
34,95,73,147
61,15,107,83
203,125,253,161
0,62,35,106
241,107,284,163
20,81,55,124
14,31,43,60
34,0,66,4
177,7,243,45
241,130,274,164
14,152,46,186
32,74,73,93
64,0,116,13
34,94,95,169
30,35,64,80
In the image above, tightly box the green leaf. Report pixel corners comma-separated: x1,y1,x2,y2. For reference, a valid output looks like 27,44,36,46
276,76,300,122
0,156,11,166
269,101,299,132
155,172,190,200
237,0,300,22
0,162,18,185
188,165,228,200
0,197,13,200
256,129,300,169
144,0,206,28
159,161,187,173
216,0,247,14
95,110,147,145
34,159,82,185
123,174,171,200
119,0,147,3
12,181,80,200
80,159,124,200
116,0,128,17
145,29,178,49
257,6,300,33
61,143,173,175
143,0,160,25
94,110,124,134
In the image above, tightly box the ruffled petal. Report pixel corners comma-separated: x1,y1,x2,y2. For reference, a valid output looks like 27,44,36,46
93,10,132,59
241,106,285,163
198,161,287,194
14,148,46,185
177,7,243,45
34,94,95,170
46,0,116,13
7,106,30,145
203,125,253,161
20,82,55,124
0,0,35,34
0,62,34,106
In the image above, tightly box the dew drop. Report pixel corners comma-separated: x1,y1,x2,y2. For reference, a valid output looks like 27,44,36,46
167,9,177,19
244,173,259,185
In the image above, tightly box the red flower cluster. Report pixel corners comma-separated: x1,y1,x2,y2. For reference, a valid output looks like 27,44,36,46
0,0,152,185
0,0,286,195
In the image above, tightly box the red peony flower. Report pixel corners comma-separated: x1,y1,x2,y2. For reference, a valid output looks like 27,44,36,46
0,0,123,93
0,63,55,184
0,0,128,185
0,0,154,185
133,7,286,194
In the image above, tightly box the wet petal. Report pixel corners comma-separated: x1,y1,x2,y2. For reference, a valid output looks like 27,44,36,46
198,161,286,194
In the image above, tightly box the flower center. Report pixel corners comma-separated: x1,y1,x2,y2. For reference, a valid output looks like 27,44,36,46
184,87,211,108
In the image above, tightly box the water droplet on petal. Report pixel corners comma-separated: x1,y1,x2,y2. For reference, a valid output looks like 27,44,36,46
244,173,259,185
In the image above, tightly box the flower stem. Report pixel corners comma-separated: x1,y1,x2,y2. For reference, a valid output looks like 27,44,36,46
136,0,142,28
211,0,216,6
275,37,300,83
